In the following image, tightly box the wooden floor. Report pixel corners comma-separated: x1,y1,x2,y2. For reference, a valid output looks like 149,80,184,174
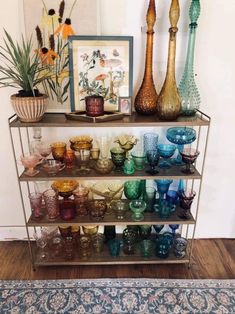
0,239,234,280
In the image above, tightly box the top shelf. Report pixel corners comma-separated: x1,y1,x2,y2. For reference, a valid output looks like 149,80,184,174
9,111,210,128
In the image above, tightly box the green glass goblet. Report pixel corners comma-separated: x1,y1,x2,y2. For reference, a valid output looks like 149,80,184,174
129,200,146,221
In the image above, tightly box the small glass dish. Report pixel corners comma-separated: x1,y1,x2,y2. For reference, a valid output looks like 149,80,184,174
41,159,65,176
82,225,99,236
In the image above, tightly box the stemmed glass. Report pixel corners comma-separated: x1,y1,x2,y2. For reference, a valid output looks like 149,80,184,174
75,149,91,174
146,150,159,175
34,141,52,160
180,148,200,174
169,224,179,236
20,153,42,176
114,134,138,159
157,144,176,169
153,224,164,237
178,189,196,219
154,179,173,202
166,127,196,165
33,228,48,261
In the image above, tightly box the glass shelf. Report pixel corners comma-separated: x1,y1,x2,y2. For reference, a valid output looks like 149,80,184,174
19,164,201,181
27,206,195,227
9,111,210,128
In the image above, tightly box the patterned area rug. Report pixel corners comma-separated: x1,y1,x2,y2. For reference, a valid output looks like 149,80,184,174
0,279,234,313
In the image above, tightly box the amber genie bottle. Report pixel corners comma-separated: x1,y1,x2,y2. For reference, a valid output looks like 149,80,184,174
134,0,158,115
157,0,181,120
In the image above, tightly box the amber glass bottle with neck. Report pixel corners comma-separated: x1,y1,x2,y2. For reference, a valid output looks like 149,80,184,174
157,0,181,121
134,0,158,115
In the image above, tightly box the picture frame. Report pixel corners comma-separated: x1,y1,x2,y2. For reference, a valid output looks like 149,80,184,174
68,36,133,112
118,96,132,115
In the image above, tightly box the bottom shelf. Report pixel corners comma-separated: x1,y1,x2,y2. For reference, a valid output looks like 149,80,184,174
33,240,189,267
35,255,189,266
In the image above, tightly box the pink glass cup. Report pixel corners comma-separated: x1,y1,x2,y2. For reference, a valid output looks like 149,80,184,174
43,189,59,220
21,153,42,176
29,192,43,219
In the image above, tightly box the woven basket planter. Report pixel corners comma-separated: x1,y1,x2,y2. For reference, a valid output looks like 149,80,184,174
11,94,48,122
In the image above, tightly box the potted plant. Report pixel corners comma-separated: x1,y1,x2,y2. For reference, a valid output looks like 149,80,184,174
0,30,52,122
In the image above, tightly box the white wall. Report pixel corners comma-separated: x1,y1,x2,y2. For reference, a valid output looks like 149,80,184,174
0,0,235,239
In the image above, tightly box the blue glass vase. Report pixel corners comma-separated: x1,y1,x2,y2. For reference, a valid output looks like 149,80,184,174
178,0,201,116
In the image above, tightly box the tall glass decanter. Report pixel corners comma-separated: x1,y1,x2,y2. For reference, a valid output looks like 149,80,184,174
156,0,181,121
134,0,158,115
178,0,201,116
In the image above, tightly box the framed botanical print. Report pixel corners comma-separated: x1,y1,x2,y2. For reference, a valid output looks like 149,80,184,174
68,36,133,112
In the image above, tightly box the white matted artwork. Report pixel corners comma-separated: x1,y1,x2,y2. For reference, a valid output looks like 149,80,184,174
23,0,100,112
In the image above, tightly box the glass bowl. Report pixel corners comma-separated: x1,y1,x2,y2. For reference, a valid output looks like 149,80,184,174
166,127,196,145
70,135,93,151
94,158,114,174
82,225,99,236
51,180,79,198
41,159,65,176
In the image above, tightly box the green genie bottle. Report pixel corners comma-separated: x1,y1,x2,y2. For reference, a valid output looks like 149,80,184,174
178,0,201,116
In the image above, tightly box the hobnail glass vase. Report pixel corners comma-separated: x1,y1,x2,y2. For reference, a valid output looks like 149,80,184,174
134,0,158,115
178,0,201,116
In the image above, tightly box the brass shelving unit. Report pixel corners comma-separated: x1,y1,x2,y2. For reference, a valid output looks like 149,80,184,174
8,110,210,270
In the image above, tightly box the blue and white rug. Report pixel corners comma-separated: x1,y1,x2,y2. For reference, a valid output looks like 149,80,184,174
0,279,234,313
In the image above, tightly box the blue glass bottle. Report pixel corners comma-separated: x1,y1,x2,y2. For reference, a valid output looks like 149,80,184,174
178,0,201,116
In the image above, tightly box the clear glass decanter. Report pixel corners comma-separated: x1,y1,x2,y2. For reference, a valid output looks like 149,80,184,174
29,127,42,154
178,0,201,116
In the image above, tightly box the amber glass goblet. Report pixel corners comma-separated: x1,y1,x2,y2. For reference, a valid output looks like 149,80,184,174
51,142,66,162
